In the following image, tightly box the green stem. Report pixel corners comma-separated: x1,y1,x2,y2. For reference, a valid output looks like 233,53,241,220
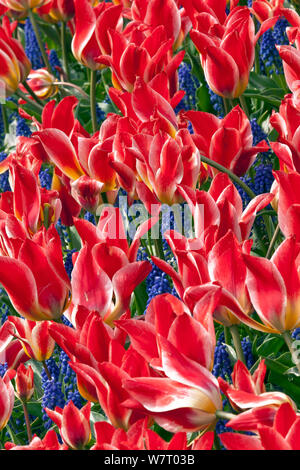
90,70,97,134
61,22,70,81
200,155,256,200
54,82,89,99
22,401,32,443
154,237,165,260
42,361,52,381
101,192,108,204
16,89,43,113
224,326,231,345
147,229,154,256
213,432,222,450
222,98,229,115
266,224,281,259
239,95,250,118
282,331,300,375
22,80,44,106
1,104,9,135
28,9,51,73
229,324,246,364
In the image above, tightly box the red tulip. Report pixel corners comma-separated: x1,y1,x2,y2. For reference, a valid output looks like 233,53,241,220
6,316,56,361
180,0,228,27
207,230,252,325
70,176,104,214
116,292,217,371
0,19,31,96
220,403,300,450
67,237,151,327
272,170,300,240
71,0,123,70
45,401,91,450
37,0,75,22
0,160,61,234
49,311,153,428
129,128,200,205
131,0,182,46
0,225,70,321
219,360,296,426
0,370,15,431
49,311,132,405
185,105,269,176
270,94,300,173
15,363,34,402
0,321,28,369
242,236,300,333
252,0,284,22
0,0,51,13
91,418,213,450
123,335,223,433
178,173,273,253
96,24,184,93
189,6,278,98
5,430,68,450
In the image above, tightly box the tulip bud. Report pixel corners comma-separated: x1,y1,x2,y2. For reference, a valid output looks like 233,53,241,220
45,401,91,450
15,364,34,402
8,317,56,362
71,176,104,214
24,69,59,100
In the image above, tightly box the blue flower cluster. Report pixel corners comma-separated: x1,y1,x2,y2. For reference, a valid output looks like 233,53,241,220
0,106,4,148
25,18,44,70
64,249,77,279
16,116,32,137
259,18,289,75
96,105,106,125
41,357,66,430
242,336,255,369
49,49,61,78
84,211,96,225
238,163,274,208
145,260,173,310
0,302,9,326
0,362,7,378
212,333,232,380
237,119,274,208
59,350,85,408
0,152,10,192
39,166,53,190
175,62,200,128
207,87,224,117
250,118,272,163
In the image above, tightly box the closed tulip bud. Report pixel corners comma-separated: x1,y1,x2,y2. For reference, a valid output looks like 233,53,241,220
15,364,34,402
70,176,104,213
24,68,58,100
45,401,91,450
8,317,56,362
